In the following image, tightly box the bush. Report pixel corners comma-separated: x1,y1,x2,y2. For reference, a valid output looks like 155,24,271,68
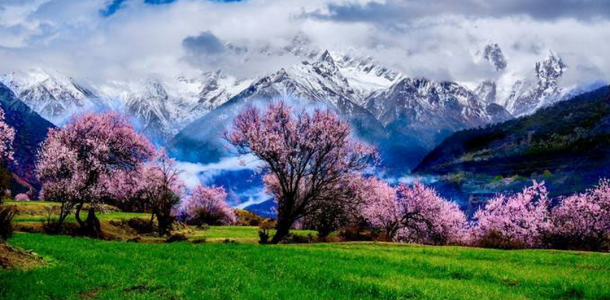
0,205,16,241
472,181,550,248
234,210,267,226
476,230,527,250
165,233,188,243
258,220,275,244
127,218,156,234
14,193,30,201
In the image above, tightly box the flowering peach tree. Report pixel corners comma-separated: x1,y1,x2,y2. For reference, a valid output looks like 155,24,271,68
227,102,377,243
37,112,155,237
178,185,235,226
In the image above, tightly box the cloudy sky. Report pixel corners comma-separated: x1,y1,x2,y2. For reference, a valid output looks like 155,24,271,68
1,0,609,86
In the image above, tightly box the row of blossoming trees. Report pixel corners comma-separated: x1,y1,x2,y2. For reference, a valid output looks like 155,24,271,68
35,112,233,238
0,101,608,250
226,102,610,250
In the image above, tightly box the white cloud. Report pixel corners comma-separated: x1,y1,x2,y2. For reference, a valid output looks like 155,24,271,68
175,153,260,188
0,0,608,87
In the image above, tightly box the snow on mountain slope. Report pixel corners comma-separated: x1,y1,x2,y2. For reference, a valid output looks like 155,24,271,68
502,52,567,116
170,50,391,164
0,69,253,142
365,77,509,148
102,74,252,141
0,69,103,125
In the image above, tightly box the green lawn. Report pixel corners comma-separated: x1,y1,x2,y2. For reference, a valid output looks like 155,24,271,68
2,233,609,300
189,226,317,242
13,212,150,223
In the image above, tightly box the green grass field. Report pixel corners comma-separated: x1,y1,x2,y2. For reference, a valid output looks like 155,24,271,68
189,226,318,242
2,233,610,300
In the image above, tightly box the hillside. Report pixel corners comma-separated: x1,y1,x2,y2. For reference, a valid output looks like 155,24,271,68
0,83,55,190
414,85,610,196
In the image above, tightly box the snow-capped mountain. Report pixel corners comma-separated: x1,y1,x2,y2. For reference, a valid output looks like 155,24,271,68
170,50,510,171
474,80,497,105
0,69,253,142
2,39,595,173
365,77,510,148
501,52,568,116
170,50,389,164
0,70,103,125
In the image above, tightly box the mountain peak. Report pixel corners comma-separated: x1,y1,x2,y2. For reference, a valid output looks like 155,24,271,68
318,50,335,64
536,51,566,82
482,43,507,71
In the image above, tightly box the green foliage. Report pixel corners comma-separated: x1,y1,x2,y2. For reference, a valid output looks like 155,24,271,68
415,86,610,196
2,233,610,299
490,175,504,183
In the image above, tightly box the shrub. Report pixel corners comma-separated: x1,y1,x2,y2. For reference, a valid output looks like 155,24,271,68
544,179,610,251
127,218,156,234
14,193,30,201
472,181,551,248
234,210,268,226
0,205,16,241
258,220,275,244
165,233,188,243
178,185,235,226
362,179,468,245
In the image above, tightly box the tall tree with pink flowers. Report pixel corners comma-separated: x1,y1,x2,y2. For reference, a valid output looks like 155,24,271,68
110,151,185,236
227,102,377,243
37,112,155,237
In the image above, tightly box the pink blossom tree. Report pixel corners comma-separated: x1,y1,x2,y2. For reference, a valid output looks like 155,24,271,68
0,108,15,194
362,180,467,244
472,181,551,248
178,185,235,226
37,112,155,237
14,193,29,201
300,174,368,238
110,151,185,236
227,102,377,243
546,179,610,251
396,183,467,245
360,177,402,240
0,107,15,164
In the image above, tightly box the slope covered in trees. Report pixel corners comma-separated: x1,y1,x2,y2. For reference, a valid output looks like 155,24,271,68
0,83,55,191
414,85,610,196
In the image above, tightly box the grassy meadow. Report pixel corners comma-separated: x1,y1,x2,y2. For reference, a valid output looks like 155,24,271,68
2,233,610,300
2,200,610,300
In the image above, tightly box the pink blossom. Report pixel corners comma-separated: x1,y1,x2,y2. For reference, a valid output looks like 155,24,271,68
547,179,610,250
14,193,30,201
0,107,15,162
362,179,467,244
227,102,377,243
178,185,235,225
472,181,551,248
37,112,155,228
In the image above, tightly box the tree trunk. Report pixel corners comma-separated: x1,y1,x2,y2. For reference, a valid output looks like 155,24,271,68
84,207,103,239
270,217,293,244
74,203,85,228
